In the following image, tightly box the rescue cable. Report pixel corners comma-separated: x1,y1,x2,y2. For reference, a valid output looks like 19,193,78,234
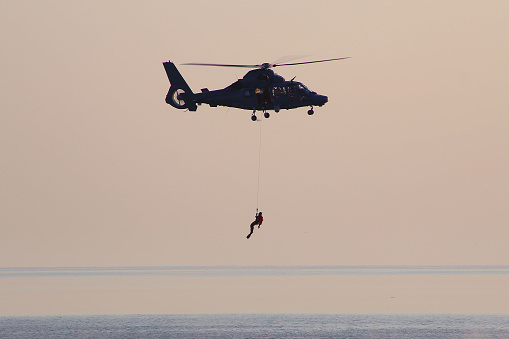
256,120,262,213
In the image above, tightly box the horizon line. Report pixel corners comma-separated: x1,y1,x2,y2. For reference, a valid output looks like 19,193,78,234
2,265,509,278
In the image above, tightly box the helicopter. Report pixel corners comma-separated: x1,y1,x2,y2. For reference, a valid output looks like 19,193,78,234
162,57,350,121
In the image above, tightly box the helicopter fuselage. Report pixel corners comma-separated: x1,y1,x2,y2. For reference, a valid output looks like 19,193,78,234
193,79,328,112
163,61,330,119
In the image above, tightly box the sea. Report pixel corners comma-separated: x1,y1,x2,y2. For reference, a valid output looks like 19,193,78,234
1,313,509,338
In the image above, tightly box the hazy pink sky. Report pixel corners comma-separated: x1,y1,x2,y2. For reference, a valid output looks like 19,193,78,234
1,1,509,268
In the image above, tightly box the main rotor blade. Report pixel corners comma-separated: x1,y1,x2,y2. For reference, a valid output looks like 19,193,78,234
273,57,351,67
182,62,260,68
271,54,311,65
182,57,351,69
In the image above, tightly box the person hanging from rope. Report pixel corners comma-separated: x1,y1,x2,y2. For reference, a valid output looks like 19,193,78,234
246,211,263,239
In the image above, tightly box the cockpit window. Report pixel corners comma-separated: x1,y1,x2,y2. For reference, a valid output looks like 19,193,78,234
287,83,310,93
297,83,311,92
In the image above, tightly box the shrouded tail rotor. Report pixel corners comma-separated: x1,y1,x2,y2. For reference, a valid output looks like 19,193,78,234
167,88,187,109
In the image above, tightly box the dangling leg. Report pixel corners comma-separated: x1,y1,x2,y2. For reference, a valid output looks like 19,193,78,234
247,223,255,239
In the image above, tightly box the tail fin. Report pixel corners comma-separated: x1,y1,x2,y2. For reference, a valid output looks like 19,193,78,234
163,61,197,111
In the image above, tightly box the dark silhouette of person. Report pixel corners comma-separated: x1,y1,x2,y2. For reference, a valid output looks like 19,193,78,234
247,212,263,239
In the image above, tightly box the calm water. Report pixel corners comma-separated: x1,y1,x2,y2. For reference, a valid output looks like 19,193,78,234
1,313,509,338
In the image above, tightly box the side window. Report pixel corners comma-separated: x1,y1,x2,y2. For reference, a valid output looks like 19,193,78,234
272,87,286,97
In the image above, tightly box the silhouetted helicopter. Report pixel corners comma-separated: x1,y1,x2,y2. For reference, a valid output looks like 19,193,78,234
163,57,350,121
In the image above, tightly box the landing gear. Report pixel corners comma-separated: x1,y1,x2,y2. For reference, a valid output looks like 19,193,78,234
252,109,270,121
308,106,315,115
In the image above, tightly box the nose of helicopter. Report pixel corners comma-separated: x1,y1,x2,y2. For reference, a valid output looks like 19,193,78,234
314,94,328,106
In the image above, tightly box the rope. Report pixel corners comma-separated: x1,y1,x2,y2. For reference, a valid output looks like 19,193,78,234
256,120,262,213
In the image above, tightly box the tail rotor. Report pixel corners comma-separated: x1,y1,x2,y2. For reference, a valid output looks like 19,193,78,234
168,88,187,109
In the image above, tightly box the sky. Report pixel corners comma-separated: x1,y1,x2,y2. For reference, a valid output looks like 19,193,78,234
2,1,509,268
